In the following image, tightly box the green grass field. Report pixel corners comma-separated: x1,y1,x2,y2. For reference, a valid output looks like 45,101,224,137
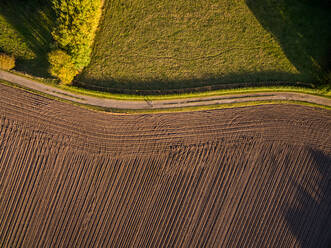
0,0,330,93
79,0,331,90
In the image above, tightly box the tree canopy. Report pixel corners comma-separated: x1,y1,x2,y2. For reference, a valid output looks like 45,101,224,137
49,0,102,84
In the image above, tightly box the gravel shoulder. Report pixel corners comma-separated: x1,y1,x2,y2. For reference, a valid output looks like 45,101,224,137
1,69,330,109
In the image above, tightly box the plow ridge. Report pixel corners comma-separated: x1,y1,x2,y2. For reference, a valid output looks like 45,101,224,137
0,84,330,247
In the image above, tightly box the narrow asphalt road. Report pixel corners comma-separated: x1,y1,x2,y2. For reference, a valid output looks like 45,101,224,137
1,70,330,109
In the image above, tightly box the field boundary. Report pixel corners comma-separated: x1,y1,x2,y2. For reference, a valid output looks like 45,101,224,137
1,69,331,113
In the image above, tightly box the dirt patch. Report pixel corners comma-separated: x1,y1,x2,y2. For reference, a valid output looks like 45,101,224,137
0,84,330,247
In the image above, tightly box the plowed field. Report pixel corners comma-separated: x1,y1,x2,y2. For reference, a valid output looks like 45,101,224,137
0,84,330,247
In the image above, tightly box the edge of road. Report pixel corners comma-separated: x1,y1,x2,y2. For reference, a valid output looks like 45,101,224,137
1,69,330,114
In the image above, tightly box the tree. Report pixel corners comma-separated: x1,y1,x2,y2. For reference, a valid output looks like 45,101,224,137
48,49,78,85
51,0,102,70
0,53,15,70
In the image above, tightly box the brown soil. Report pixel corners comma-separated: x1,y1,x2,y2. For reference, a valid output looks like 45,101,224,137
0,84,330,247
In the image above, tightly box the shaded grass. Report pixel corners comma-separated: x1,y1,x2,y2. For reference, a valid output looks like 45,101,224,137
0,0,55,77
79,0,331,91
246,0,331,83
76,71,313,92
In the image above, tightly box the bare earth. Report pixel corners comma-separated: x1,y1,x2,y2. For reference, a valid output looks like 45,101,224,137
0,84,330,247
1,70,331,109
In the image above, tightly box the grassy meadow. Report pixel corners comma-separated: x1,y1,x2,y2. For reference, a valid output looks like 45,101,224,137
79,0,331,91
0,0,330,92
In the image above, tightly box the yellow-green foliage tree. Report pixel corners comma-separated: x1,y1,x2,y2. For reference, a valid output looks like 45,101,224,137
0,53,15,70
48,49,78,85
51,0,102,71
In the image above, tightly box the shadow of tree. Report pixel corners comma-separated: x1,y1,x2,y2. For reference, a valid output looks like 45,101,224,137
0,0,55,77
75,70,313,95
284,148,331,247
246,0,331,84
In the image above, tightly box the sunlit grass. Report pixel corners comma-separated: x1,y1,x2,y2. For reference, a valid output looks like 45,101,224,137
80,0,330,90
